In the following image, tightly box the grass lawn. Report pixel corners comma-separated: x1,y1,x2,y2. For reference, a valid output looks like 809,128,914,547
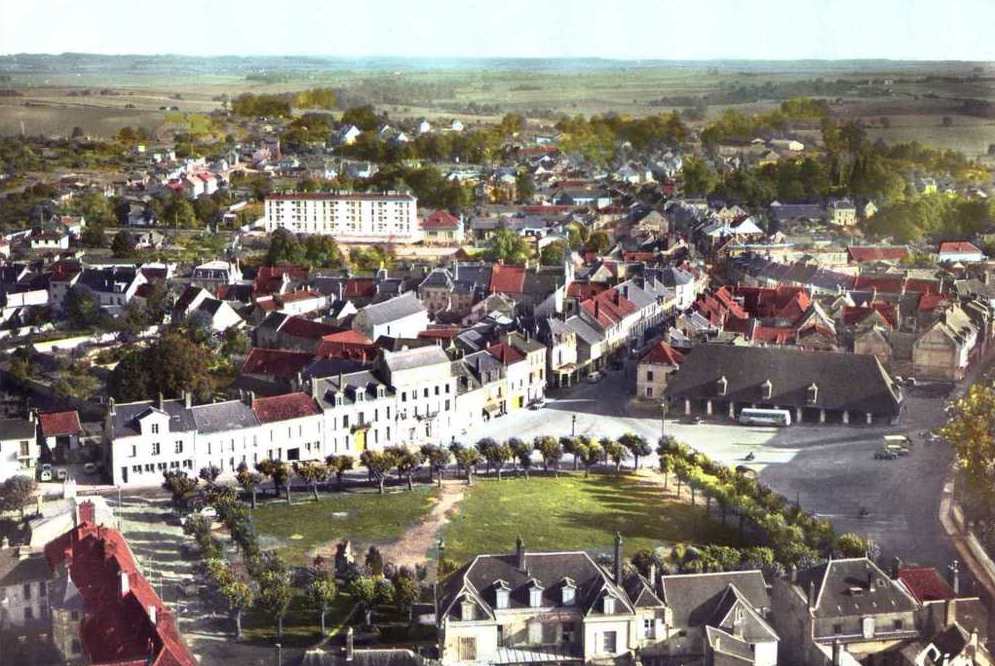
441,473,740,564
253,487,440,564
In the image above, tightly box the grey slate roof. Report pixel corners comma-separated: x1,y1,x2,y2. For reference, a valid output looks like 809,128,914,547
796,558,917,619
664,344,903,416
0,417,36,440
438,550,635,621
358,292,425,325
77,266,139,294
191,400,260,434
661,571,770,629
565,315,604,347
382,345,450,372
110,399,196,438
0,548,52,588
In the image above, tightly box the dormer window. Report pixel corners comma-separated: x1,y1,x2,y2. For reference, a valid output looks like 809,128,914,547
603,594,615,615
528,581,544,608
334,392,344,407
562,578,576,606
494,580,510,610
376,385,385,399
761,379,773,400
461,599,475,621
807,383,819,404
716,376,728,396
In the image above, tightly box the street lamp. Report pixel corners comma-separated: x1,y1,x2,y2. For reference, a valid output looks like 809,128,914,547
571,415,577,437
660,402,668,441
275,642,282,666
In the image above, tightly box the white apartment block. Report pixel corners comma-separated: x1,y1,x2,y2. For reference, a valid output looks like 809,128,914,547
263,192,422,243
105,345,490,486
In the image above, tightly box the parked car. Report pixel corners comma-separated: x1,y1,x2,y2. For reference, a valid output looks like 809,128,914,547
874,448,898,460
529,398,547,410
83,462,97,474
39,464,53,482
586,371,604,384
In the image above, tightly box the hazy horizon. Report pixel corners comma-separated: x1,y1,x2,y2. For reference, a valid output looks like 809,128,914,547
3,0,995,61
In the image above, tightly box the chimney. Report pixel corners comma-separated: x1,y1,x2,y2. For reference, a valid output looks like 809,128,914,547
516,536,526,572
157,392,165,410
949,560,960,595
311,378,320,400
184,391,192,409
789,565,798,583
345,626,355,661
648,562,657,589
832,639,841,666
945,598,957,627
148,605,157,626
867,571,876,593
108,397,116,416
613,531,623,584
807,580,816,610
78,500,95,526
891,557,903,579
120,571,130,597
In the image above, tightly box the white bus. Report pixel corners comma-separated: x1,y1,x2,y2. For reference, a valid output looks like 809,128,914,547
738,408,792,427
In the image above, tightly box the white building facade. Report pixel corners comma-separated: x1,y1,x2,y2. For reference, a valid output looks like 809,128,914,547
263,192,421,243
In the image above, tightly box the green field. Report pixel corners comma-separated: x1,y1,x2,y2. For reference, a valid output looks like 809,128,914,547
441,474,740,564
252,487,439,564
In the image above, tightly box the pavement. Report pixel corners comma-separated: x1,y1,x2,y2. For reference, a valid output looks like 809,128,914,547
462,358,961,574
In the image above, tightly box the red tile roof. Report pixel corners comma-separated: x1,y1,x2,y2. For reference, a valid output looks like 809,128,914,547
580,288,638,328
44,521,196,666
279,316,341,340
853,275,905,294
39,410,82,437
422,210,461,230
489,264,527,295
418,326,461,340
566,281,608,300
241,348,314,379
487,342,526,365
843,303,897,328
847,246,909,263
315,330,377,361
342,277,377,299
252,392,321,423
898,566,955,604
918,292,948,312
253,265,310,296
640,342,684,367
939,241,983,255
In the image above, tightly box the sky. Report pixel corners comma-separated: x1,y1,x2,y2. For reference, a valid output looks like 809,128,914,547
1,0,994,61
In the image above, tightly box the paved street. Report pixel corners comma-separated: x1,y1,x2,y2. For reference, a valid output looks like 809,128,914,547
463,360,961,574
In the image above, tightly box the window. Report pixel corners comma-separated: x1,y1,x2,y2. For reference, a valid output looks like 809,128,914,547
423,388,429,398
39,583,46,598
461,600,475,621
343,415,350,429
646,387,653,398
561,622,575,644
833,623,843,635
643,618,655,639
24,607,33,621
562,585,575,605
175,441,183,454
603,595,615,614
151,442,161,456
71,639,81,655
495,589,509,609
23,583,31,600
435,386,440,395
602,631,617,654
862,617,875,639
646,370,654,381
131,445,137,458
70,610,80,621
893,619,904,631
151,423,159,434
19,441,29,457
529,587,543,608
458,637,476,661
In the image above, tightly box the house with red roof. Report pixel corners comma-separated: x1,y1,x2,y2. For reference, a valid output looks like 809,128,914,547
44,511,197,666
637,342,684,400
847,246,909,264
938,241,986,264
255,313,344,352
39,410,84,459
421,209,465,245
253,264,310,296
315,330,377,362
252,289,328,321
252,392,323,461
489,264,527,298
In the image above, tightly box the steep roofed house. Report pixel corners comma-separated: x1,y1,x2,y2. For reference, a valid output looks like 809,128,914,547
422,209,465,245
352,291,428,341
913,305,979,381
0,414,39,481
437,536,665,665
770,558,920,666
637,341,684,400
106,395,198,486
44,514,197,666
489,264,527,301
938,241,986,264
173,286,244,333
39,410,84,461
